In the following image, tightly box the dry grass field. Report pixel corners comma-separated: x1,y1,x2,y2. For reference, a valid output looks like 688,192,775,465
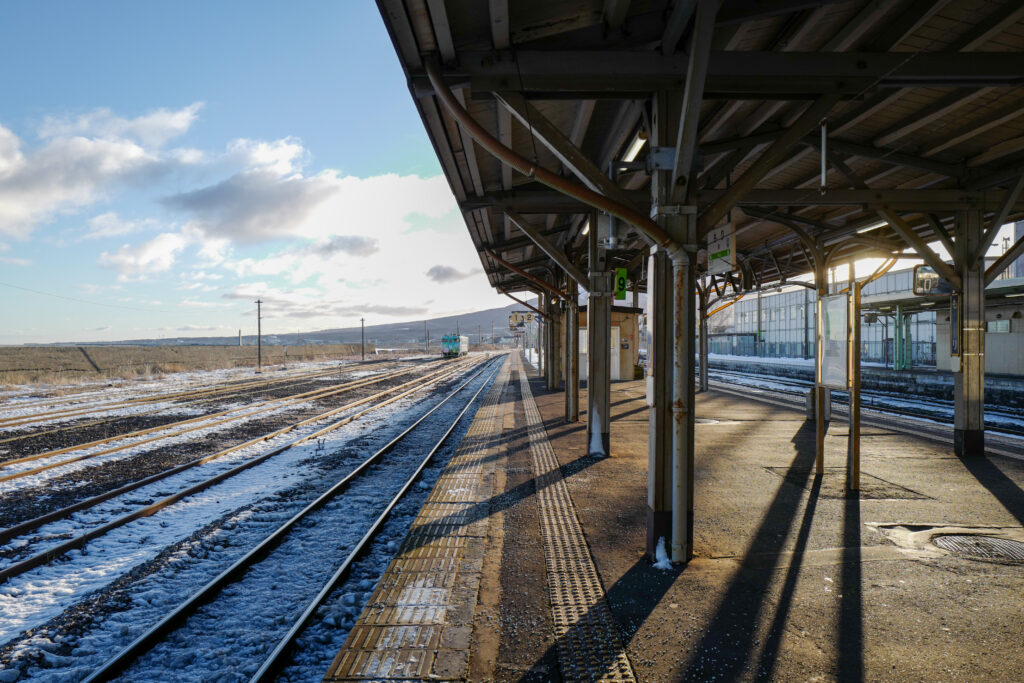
0,344,366,386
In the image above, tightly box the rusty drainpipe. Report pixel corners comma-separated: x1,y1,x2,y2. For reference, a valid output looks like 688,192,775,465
428,56,707,563
424,58,676,251
503,292,546,320
487,250,570,302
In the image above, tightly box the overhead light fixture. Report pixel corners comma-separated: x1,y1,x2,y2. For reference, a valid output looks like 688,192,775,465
920,301,935,306
581,220,590,236
622,131,647,163
1006,292,1024,297
857,221,887,234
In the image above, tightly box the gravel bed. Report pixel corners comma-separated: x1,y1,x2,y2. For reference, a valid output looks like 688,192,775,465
0,362,451,535
0,359,497,682
0,362,419,463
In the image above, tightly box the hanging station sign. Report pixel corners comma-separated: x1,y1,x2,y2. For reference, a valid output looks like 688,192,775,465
706,224,736,276
614,267,628,300
508,311,535,330
818,293,849,390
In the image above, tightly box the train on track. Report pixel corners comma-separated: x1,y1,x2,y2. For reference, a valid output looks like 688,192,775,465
441,334,469,358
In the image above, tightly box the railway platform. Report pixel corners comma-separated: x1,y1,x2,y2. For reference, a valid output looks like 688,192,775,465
325,352,1024,681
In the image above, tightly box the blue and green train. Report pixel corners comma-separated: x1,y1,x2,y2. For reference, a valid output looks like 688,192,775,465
441,334,469,358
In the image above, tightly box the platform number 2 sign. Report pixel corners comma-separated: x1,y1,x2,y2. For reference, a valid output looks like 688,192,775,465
614,267,627,300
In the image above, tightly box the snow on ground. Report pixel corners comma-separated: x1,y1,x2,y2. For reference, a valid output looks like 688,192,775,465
0,360,357,422
0,400,314,495
0,360,499,682
0,383,431,644
709,369,1024,433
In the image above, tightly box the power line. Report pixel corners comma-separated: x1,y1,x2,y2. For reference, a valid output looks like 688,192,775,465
0,281,171,313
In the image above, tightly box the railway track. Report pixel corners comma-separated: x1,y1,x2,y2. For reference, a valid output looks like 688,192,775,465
0,360,403,454
708,368,1024,437
0,362,342,413
79,356,501,682
0,359,402,432
709,376,1024,461
0,360,448,484
0,356,484,582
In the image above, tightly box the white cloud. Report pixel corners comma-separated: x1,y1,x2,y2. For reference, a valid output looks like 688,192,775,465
0,104,202,239
39,103,204,148
227,137,306,176
84,212,158,240
98,232,190,279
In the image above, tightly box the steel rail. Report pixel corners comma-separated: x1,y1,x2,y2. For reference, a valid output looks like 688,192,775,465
708,380,1024,461
0,362,352,413
0,360,400,446
81,356,502,683
0,361,446,482
0,357,482,580
708,369,1024,436
0,366,350,425
0,361,398,429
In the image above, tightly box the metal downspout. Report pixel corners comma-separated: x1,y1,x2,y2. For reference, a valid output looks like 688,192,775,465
424,59,676,251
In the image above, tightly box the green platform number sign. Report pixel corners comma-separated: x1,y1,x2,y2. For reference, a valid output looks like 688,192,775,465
614,267,627,300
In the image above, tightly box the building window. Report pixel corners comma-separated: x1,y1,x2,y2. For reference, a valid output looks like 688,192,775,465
987,319,1010,333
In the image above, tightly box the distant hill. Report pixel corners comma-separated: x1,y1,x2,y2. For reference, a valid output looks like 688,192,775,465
61,300,542,348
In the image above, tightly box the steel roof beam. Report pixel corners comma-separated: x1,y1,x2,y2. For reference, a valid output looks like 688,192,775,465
974,174,1024,262
505,210,590,290
603,0,631,30
925,213,956,255
672,0,720,201
696,95,838,238
877,209,960,289
662,0,697,56
461,189,651,213
494,91,642,212
488,0,509,50
412,51,1024,97
696,188,1024,211
425,0,456,63
810,137,964,179
922,99,1024,158
986,234,1024,286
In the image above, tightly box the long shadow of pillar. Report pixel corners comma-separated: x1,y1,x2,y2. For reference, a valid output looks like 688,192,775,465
755,472,822,678
838,486,863,682
678,419,821,680
960,456,1024,525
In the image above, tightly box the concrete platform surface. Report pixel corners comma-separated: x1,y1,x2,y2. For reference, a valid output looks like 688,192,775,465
329,352,1024,681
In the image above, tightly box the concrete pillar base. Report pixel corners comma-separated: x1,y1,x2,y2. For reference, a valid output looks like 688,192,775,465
645,508,672,559
954,429,985,457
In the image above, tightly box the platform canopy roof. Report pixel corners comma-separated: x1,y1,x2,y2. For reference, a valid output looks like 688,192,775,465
378,0,1024,296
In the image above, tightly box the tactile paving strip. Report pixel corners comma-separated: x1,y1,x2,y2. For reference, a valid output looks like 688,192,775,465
516,355,637,683
325,357,512,681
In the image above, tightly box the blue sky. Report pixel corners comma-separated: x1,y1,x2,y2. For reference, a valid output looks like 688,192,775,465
0,1,507,344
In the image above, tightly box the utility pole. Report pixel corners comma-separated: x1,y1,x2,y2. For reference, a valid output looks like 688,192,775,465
424,320,428,353
478,325,481,349
456,320,460,336
491,322,494,345
361,317,365,361
255,299,263,373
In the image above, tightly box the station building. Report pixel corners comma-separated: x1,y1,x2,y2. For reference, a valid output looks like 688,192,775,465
712,259,1024,374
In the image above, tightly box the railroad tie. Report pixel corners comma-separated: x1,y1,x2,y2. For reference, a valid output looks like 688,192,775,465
324,355,512,680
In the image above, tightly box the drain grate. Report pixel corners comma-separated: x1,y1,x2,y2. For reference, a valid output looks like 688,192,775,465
933,534,1024,563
